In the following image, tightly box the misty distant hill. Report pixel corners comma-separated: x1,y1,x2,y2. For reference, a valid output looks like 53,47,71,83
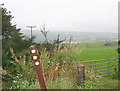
21,30,118,42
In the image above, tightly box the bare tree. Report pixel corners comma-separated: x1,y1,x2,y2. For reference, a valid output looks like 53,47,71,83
40,24,49,42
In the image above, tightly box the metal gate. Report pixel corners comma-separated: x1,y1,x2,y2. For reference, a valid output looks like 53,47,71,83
82,58,119,77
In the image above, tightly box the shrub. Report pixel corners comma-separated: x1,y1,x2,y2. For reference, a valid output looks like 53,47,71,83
2,43,81,89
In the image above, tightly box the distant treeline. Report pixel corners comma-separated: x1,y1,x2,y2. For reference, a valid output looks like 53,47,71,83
71,41,118,48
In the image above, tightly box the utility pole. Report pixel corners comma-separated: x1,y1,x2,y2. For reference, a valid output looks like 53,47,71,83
27,26,36,40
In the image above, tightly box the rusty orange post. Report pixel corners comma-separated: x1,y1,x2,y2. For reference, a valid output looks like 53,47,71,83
30,45,47,91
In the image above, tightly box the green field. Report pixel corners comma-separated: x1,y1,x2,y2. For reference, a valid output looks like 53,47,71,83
72,42,118,61
74,42,118,76
78,47,118,61
74,42,119,89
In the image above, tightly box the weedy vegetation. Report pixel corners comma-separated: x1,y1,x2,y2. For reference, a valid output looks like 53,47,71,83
2,7,119,90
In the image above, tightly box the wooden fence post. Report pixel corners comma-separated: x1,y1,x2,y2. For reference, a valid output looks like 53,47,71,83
77,62,85,86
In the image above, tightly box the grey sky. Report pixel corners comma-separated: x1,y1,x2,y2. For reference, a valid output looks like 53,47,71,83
0,0,119,32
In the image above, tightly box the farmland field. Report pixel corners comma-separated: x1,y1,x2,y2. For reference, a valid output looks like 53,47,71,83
78,47,118,61
73,42,118,61
72,42,119,89
73,42,119,77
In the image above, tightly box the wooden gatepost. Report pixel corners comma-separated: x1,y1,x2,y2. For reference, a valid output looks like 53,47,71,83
77,62,85,86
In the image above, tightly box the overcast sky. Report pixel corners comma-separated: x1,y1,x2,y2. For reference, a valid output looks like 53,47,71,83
0,0,119,32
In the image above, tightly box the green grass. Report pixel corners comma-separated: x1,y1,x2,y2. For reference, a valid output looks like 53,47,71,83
78,47,118,61
82,76,119,89
75,45,118,77
98,78,118,89
73,43,119,89
95,73,119,89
